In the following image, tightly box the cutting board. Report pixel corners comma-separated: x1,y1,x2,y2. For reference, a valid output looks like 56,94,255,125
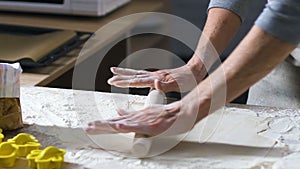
0,30,76,63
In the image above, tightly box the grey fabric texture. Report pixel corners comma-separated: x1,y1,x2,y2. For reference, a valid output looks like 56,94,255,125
208,0,300,45
208,0,252,22
255,0,300,45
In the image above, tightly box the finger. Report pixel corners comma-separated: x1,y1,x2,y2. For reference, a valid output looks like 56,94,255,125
88,121,148,135
106,116,127,122
154,79,178,93
117,122,149,135
125,116,175,135
88,120,103,126
114,111,144,123
110,77,156,88
138,109,167,123
86,121,130,134
129,113,160,124
148,116,174,126
88,120,116,129
86,121,118,134
108,75,154,87
108,74,149,83
164,102,181,113
110,67,147,75
107,75,133,85
154,79,169,91
123,113,165,127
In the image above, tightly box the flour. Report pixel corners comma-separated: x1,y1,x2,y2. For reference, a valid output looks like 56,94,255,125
272,152,300,169
18,87,300,169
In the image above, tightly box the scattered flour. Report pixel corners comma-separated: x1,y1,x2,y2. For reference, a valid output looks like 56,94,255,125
17,87,300,169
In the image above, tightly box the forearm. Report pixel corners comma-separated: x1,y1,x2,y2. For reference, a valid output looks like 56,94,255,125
187,8,242,74
194,25,296,122
192,0,300,122
222,26,295,102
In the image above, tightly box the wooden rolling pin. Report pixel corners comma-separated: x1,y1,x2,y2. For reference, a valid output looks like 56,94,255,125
131,89,165,157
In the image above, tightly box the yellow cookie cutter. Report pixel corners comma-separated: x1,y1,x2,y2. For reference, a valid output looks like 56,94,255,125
0,128,4,143
7,133,41,157
0,142,19,168
27,146,66,169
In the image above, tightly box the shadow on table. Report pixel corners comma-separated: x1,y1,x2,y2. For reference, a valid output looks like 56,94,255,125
3,124,286,168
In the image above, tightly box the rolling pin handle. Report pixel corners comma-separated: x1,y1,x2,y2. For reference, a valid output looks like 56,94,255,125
131,89,165,157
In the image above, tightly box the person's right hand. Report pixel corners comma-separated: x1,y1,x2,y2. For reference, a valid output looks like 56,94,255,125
108,64,207,93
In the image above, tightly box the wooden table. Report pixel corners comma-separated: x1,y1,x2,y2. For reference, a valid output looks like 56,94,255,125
0,0,165,87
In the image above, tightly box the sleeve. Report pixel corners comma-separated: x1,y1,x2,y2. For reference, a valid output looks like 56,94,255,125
208,0,252,22
255,0,300,45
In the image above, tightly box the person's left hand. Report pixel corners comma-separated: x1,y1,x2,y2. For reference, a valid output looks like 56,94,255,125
86,82,211,136
86,102,181,136
86,92,207,136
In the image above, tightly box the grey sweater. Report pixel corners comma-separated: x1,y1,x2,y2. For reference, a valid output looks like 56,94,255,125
208,0,300,45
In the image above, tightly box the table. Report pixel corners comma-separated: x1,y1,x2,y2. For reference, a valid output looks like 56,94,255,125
4,86,300,169
0,0,165,87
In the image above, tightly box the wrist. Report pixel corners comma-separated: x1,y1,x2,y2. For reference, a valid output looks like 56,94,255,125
187,57,207,81
182,85,212,124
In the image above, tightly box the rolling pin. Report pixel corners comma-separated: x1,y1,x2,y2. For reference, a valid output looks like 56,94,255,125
131,89,165,157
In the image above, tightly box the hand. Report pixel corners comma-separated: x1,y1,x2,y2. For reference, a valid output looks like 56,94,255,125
86,91,206,136
107,64,206,93
86,103,180,136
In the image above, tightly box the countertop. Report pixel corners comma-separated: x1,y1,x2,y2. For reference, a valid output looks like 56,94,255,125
3,86,300,169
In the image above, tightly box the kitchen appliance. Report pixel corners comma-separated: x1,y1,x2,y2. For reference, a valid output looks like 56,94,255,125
0,0,130,16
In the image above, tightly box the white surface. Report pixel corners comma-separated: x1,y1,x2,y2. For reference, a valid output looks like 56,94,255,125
248,60,300,108
17,86,300,168
184,108,276,147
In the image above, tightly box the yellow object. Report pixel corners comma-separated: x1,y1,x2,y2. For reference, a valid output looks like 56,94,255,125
0,142,19,168
27,146,66,169
0,128,4,143
7,133,41,157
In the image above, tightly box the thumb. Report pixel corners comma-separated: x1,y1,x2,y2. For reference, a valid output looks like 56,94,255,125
154,79,171,92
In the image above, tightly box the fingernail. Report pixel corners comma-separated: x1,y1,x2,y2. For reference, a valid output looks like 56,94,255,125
110,67,117,73
164,104,174,111
164,102,178,111
107,78,115,84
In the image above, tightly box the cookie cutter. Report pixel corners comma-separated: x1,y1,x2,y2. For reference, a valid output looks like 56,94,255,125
27,146,66,169
7,133,41,157
0,128,4,143
0,142,19,168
